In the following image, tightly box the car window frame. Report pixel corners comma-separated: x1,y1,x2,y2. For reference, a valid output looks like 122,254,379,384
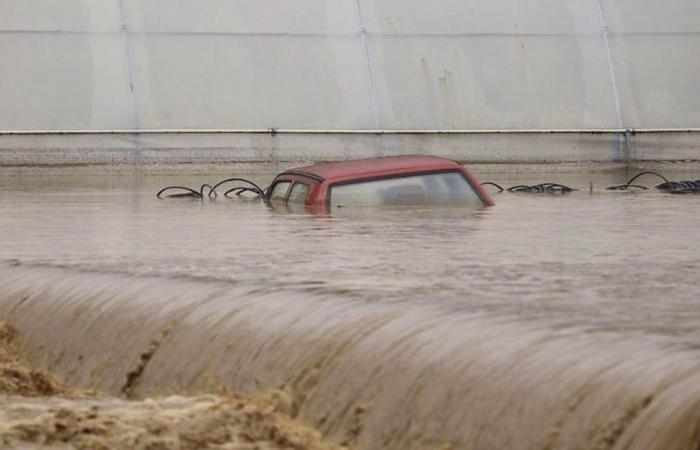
266,174,320,205
287,181,310,204
268,180,293,202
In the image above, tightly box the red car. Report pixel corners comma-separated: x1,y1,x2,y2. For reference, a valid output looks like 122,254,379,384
266,155,494,209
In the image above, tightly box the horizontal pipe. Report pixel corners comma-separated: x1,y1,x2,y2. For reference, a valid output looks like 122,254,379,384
2,29,700,38
0,128,700,136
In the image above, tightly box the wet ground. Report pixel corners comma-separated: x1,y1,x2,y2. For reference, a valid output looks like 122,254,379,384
1,169,700,449
0,322,340,450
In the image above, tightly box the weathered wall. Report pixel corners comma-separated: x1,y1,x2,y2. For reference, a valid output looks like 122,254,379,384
0,0,699,164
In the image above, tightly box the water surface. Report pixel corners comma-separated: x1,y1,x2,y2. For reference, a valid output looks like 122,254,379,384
1,172,699,343
3,171,700,449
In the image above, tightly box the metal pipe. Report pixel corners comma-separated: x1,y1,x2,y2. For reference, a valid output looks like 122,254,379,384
1,128,700,136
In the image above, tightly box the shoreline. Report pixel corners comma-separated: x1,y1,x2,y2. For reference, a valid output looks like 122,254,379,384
1,160,700,177
1,129,699,173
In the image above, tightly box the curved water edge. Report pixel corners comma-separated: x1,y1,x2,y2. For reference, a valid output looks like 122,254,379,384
1,262,699,449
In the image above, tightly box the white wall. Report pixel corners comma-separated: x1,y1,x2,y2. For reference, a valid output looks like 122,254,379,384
2,0,699,130
0,0,698,164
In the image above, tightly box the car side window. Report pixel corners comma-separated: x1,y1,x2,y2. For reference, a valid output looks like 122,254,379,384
287,183,310,204
269,181,291,201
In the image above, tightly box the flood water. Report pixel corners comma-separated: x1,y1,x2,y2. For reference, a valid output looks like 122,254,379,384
2,172,699,339
1,171,700,449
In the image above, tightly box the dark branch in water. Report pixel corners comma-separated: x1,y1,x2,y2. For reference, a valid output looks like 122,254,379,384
157,178,266,199
482,172,700,195
607,171,700,193
480,182,577,194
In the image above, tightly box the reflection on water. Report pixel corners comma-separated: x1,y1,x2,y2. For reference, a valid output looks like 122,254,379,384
1,172,700,449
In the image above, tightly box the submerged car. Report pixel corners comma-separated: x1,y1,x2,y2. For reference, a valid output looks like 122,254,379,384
266,155,494,208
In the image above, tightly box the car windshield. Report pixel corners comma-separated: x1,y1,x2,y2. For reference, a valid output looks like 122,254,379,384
330,171,483,207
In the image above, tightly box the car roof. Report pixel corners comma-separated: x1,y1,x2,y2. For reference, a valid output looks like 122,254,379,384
283,155,463,183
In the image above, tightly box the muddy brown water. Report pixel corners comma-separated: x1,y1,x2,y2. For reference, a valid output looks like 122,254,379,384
1,171,700,449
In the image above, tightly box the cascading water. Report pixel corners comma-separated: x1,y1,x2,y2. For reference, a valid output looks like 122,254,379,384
2,262,700,449
1,173,700,449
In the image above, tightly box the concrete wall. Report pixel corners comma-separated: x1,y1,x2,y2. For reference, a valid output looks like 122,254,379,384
1,0,699,164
